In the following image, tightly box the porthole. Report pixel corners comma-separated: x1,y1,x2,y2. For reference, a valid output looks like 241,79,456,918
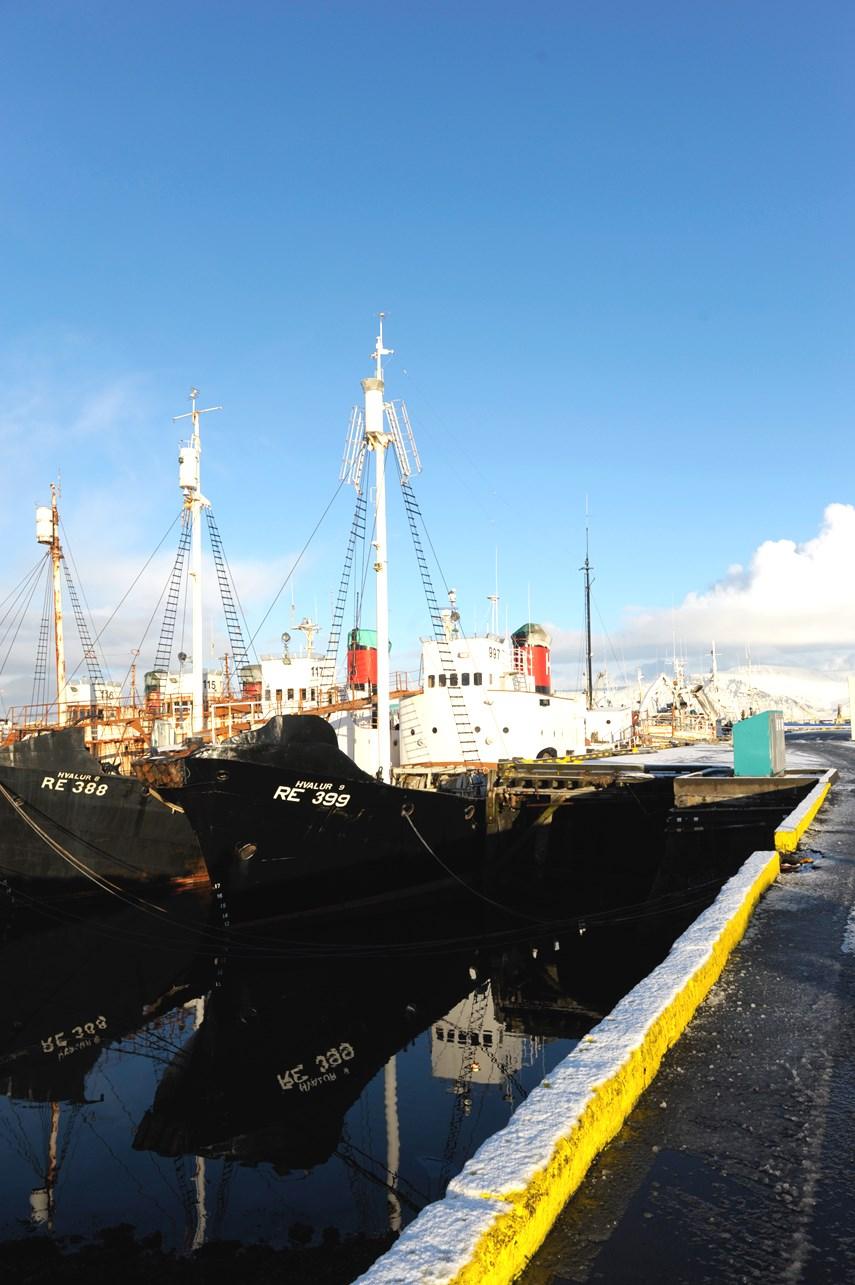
431,727,438,734
502,727,509,734
473,725,481,733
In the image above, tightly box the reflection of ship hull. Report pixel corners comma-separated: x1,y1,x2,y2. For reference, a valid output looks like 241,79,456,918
171,717,484,925
0,728,204,897
0,893,211,1103
134,949,475,1172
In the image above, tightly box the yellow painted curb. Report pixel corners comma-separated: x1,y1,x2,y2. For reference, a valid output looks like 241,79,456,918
775,768,836,855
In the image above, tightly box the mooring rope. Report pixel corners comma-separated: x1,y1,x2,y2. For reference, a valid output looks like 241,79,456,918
402,808,561,925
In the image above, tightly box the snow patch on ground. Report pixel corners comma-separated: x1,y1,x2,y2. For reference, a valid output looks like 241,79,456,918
841,907,855,955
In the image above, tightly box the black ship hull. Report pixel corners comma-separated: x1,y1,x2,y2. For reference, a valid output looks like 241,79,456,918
174,716,485,925
0,728,204,898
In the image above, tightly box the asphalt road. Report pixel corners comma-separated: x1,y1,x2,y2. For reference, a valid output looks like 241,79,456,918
520,732,855,1285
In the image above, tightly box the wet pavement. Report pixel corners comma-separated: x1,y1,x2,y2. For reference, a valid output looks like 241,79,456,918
521,732,855,1285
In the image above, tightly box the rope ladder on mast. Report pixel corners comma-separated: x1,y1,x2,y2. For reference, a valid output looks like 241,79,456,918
62,559,106,687
205,508,251,689
319,488,368,698
152,510,192,676
399,476,480,764
31,561,52,712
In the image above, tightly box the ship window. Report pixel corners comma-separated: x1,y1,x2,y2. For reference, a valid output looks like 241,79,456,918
275,689,283,702
473,673,482,686
287,688,294,701
474,725,481,733
471,1031,480,1044
409,728,415,735
310,688,316,700
428,675,435,688
483,1031,494,1046
449,673,458,687
300,688,306,700
462,673,470,686
436,1026,444,1040
502,726,509,733
438,674,447,687
431,727,437,734
457,1031,466,1044
264,688,271,702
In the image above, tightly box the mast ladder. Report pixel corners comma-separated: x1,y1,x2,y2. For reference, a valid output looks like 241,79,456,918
152,510,192,675
205,509,251,684
320,490,368,695
31,560,52,711
399,480,480,763
62,560,106,686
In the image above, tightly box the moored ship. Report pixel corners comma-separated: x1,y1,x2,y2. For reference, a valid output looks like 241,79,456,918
0,726,201,898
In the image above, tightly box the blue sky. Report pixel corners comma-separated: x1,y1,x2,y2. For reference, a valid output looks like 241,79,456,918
1,2,853,700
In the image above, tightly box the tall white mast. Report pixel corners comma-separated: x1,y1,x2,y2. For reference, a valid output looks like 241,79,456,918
36,485,67,726
363,317,393,780
173,389,221,736
49,486,67,728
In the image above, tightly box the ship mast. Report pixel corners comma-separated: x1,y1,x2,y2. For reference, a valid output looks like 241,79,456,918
582,525,593,711
362,316,393,781
36,485,67,726
173,389,221,736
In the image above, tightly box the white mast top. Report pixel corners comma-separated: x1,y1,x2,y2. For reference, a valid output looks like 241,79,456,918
371,313,393,381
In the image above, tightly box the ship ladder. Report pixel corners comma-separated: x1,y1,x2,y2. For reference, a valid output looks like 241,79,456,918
62,559,106,687
31,562,53,712
399,479,480,764
319,490,368,699
205,508,252,687
152,510,192,676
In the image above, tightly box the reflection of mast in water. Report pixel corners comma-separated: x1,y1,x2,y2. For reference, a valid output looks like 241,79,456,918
383,1054,401,1235
188,995,207,1253
29,1100,61,1231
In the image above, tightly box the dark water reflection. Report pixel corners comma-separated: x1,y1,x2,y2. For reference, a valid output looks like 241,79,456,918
0,886,656,1276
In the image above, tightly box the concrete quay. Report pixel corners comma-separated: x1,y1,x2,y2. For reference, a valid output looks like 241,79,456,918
521,731,855,1284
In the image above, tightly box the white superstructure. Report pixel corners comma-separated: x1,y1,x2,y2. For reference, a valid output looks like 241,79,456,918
395,617,587,767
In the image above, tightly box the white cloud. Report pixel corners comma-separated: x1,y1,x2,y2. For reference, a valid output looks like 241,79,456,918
624,502,855,653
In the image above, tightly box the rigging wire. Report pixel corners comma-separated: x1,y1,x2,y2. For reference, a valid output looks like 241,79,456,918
208,512,257,667
0,558,51,711
0,557,52,621
30,564,53,712
59,517,113,684
248,479,346,649
114,516,189,696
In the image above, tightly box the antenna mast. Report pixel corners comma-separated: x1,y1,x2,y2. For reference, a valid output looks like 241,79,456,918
362,315,394,780
173,388,221,736
582,516,594,711
35,485,67,726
